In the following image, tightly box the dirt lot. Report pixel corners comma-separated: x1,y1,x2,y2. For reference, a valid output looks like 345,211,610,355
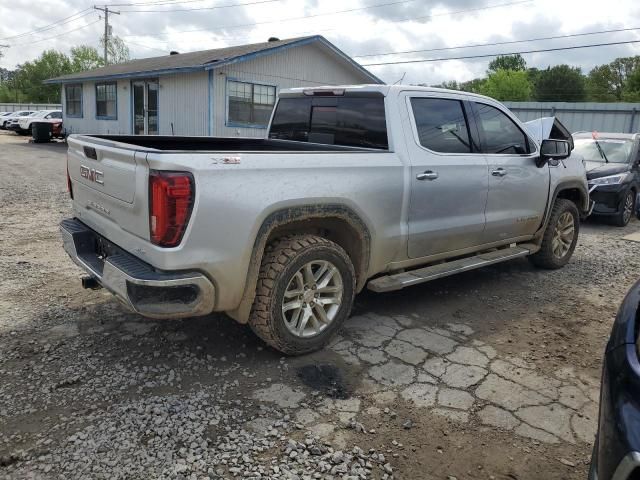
1,130,639,480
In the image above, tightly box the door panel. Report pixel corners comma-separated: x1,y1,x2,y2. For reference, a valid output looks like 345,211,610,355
470,101,549,241
133,82,145,135
404,95,489,259
132,80,159,135
147,82,158,135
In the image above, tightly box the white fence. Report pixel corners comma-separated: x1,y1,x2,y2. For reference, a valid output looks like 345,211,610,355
504,102,640,134
0,103,62,112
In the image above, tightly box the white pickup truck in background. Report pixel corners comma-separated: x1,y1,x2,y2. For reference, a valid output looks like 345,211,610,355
60,84,590,354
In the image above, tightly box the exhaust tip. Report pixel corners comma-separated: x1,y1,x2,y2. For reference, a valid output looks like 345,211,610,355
81,276,102,290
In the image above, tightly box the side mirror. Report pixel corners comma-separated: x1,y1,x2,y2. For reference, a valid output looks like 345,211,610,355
537,139,571,167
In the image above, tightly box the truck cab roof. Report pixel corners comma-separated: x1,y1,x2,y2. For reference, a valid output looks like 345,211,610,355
280,84,496,103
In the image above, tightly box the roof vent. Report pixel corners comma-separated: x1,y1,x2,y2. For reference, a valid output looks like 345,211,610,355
169,50,180,55
268,37,280,42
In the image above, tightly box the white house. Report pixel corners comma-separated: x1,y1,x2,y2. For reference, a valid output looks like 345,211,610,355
45,36,381,137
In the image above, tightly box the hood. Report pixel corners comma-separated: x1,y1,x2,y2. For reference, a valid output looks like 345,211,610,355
523,116,573,147
585,161,630,180
524,117,556,144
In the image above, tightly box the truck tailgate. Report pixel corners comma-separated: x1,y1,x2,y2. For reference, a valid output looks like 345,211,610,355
67,135,150,240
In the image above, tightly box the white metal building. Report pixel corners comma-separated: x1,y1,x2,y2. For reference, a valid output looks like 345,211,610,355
45,36,381,137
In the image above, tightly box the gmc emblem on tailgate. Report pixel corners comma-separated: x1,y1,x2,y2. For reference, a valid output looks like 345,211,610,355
80,165,104,185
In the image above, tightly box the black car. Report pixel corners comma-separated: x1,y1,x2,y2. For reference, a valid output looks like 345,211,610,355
589,279,640,480
573,132,640,227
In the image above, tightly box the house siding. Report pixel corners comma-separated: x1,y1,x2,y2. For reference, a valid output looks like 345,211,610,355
158,71,209,135
212,43,374,137
62,80,130,135
60,41,375,137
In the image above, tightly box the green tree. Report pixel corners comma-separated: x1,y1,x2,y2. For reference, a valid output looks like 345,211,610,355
533,65,586,102
479,69,532,101
623,68,640,101
99,35,131,65
488,54,527,73
586,56,640,101
70,45,104,71
12,50,72,102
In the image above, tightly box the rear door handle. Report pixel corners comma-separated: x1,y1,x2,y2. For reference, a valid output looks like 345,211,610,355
491,168,507,177
416,170,438,181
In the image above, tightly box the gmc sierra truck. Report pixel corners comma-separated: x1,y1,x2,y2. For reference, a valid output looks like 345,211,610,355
60,85,590,355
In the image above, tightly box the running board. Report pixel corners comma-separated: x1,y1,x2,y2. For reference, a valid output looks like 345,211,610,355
368,246,532,293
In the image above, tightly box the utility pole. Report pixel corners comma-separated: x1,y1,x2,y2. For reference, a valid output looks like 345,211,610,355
94,5,120,66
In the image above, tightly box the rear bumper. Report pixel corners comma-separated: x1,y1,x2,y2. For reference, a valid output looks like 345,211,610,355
60,218,215,319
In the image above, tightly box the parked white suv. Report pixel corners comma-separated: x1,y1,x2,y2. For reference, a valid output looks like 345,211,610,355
15,110,62,135
1,110,35,130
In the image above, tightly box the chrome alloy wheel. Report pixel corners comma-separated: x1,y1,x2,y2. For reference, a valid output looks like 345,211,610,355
552,211,575,259
281,260,343,338
623,192,634,225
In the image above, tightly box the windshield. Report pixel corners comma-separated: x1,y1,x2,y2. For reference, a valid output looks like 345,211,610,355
573,138,634,163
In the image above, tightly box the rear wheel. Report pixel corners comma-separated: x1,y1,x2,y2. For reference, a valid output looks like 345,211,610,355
612,190,635,227
248,234,355,355
529,198,579,269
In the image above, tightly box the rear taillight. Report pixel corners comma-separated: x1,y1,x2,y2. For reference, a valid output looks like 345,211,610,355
149,171,194,248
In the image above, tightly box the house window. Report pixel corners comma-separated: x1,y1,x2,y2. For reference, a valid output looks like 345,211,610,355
65,84,83,117
96,82,117,119
227,80,276,127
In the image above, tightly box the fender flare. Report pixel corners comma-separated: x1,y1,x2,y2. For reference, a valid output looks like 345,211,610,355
227,203,372,323
534,180,589,242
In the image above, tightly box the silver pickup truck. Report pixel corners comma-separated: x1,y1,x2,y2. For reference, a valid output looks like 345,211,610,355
61,84,590,355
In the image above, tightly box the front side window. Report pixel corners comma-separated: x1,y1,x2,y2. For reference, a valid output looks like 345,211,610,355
410,97,472,153
65,84,82,117
227,80,275,127
473,102,531,154
96,82,117,119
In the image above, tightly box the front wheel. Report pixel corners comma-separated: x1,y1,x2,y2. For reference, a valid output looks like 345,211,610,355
612,190,635,227
248,234,356,355
529,198,579,269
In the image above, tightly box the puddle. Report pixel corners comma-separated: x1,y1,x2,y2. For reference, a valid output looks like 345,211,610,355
297,364,351,399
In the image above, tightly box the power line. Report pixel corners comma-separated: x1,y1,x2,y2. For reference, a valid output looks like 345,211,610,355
119,0,278,12
124,39,168,53
108,0,216,6
121,0,530,39
362,39,640,66
9,19,102,47
0,8,93,41
354,26,640,58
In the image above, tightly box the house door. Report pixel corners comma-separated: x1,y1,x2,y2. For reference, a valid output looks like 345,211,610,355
132,80,158,135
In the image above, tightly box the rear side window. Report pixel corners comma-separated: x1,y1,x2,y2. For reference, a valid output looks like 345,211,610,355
410,98,472,153
473,102,532,154
269,96,388,150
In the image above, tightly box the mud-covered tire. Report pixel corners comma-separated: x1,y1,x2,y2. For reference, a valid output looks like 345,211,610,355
529,198,579,269
248,234,356,355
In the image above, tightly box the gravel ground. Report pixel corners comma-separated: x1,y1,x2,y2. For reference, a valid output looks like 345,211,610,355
1,131,639,479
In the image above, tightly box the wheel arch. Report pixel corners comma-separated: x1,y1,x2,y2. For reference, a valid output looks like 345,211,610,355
534,181,589,244
227,204,371,323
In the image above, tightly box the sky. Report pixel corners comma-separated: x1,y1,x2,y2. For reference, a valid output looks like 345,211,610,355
1,0,640,85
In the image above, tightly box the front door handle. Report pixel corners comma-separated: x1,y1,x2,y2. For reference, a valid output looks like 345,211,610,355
416,170,438,181
491,168,507,177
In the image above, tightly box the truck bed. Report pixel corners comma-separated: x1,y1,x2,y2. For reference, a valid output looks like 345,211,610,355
86,135,377,152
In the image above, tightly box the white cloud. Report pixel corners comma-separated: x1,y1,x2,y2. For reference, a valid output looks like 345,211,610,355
1,0,639,84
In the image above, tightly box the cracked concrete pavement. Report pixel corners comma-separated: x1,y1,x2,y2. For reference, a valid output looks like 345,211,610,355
256,313,599,448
